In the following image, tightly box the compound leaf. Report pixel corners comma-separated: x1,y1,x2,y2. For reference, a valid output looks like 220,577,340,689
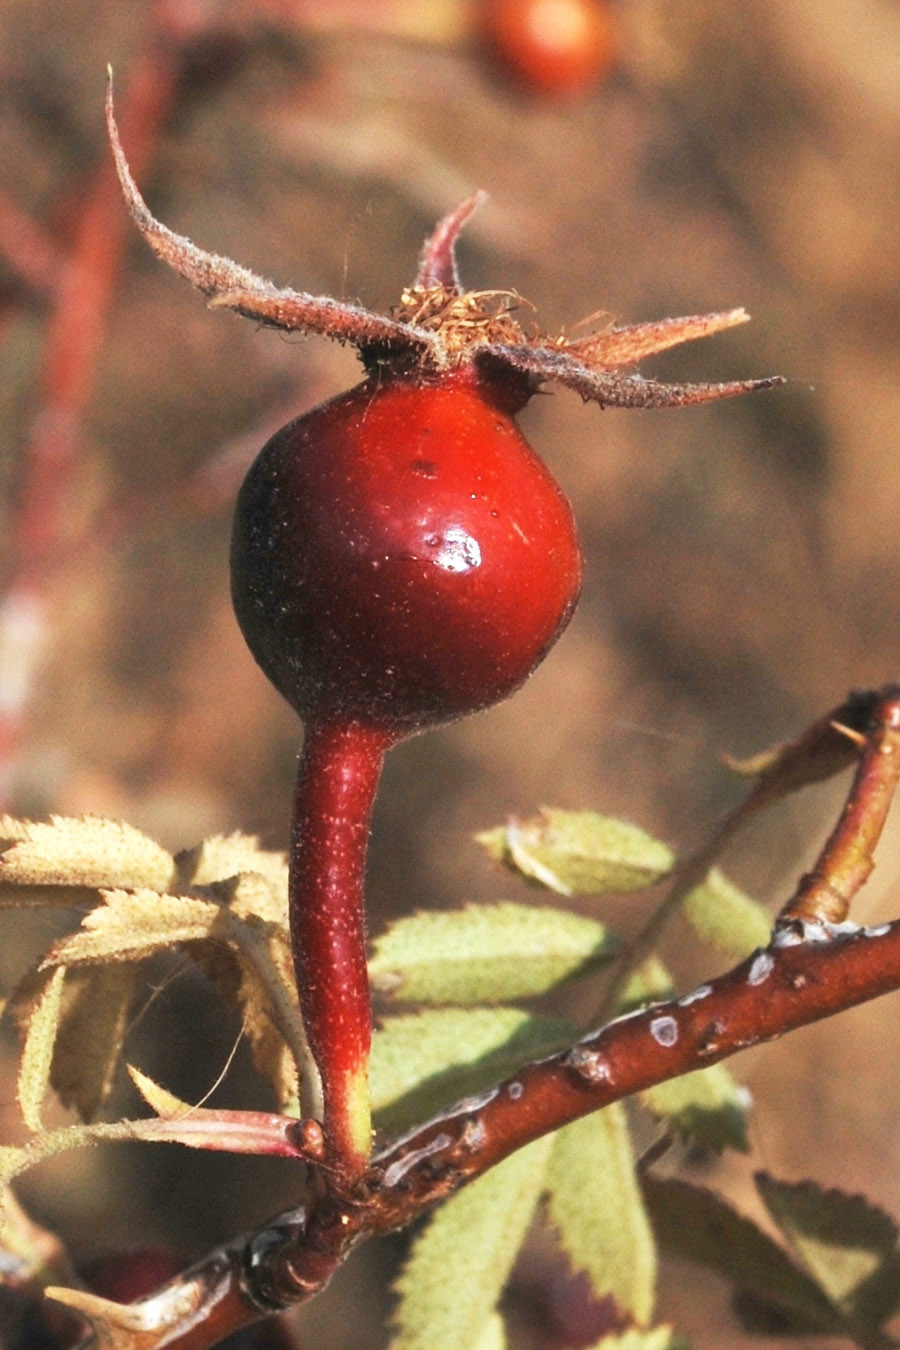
641,1064,750,1152
370,903,619,1005
371,1008,573,1134
392,1135,552,1350
477,811,673,896
546,1105,656,1325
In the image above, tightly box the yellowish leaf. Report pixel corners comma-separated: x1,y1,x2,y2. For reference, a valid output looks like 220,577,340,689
0,815,174,891
392,1136,553,1350
45,889,221,967
51,965,138,1121
547,1107,656,1324
0,816,30,845
128,1065,193,1117
176,832,288,898
18,967,67,1131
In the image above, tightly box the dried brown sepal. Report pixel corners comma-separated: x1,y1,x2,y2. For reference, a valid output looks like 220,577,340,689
106,72,783,406
475,342,783,410
563,308,750,367
105,74,430,356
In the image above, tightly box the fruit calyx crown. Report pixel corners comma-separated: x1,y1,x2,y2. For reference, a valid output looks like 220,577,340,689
106,72,783,409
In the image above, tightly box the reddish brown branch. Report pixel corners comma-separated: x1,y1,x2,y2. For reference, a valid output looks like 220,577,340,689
63,686,900,1348
780,686,900,922
0,10,189,813
0,192,62,299
66,915,900,1350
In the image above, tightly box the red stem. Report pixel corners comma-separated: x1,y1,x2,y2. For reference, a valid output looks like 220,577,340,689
289,719,395,1183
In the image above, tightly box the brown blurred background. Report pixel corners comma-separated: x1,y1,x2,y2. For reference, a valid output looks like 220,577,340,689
2,1,900,1345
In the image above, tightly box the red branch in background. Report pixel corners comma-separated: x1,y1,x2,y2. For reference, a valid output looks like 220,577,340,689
0,2,222,808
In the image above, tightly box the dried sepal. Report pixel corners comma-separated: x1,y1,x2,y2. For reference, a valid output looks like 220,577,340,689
475,341,783,410
562,307,752,367
107,72,783,406
106,72,432,355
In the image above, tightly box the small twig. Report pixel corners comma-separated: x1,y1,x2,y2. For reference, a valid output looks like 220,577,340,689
779,686,900,923
63,914,900,1350
599,687,891,1017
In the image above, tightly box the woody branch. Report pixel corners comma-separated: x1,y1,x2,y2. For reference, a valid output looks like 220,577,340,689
65,686,900,1348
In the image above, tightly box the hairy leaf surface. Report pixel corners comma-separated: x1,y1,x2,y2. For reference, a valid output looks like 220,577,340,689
370,902,618,1005
17,967,67,1131
642,1064,750,1151
546,1106,656,1324
175,832,289,897
50,965,139,1120
477,811,673,895
371,1008,573,1133
392,1135,552,1350
0,815,174,891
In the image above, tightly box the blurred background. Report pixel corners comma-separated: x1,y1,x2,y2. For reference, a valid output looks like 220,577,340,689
2,0,900,1345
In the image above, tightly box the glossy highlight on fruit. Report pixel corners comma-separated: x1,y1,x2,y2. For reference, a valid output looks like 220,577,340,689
107,76,782,1184
231,369,583,734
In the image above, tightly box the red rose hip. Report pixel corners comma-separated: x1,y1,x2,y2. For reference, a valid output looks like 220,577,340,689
230,370,582,734
108,80,781,1185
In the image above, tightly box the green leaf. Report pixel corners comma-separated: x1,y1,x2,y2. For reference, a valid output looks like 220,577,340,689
617,957,676,1013
370,903,619,1006
546,1106,656,1325
18,967,67,1132
681,869,770,957
641,1064,750,1152
371,1008,573,1134
476,811,673,896
756,1173,900,1328
642,1175,844,1335
391,1135,552,1350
